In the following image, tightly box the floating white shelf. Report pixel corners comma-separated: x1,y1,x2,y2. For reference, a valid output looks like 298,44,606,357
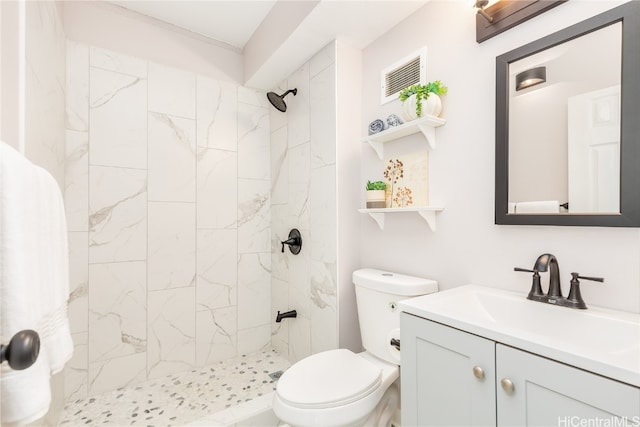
358,207,444,232
362,116,446,159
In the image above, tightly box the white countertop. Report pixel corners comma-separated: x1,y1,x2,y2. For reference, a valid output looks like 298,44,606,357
399,284,640,387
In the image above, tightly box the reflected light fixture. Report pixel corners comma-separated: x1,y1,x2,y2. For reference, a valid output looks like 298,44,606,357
474,0,494,23
515,66,547,91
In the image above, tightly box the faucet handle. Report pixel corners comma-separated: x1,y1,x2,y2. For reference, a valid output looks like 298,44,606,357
566,272,604,309
515,267,545,301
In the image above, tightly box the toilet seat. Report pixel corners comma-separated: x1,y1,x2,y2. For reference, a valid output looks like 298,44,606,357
276,349,381,409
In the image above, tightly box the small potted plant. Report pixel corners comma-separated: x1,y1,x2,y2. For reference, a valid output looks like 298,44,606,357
399,80,448,121
365,180,387,208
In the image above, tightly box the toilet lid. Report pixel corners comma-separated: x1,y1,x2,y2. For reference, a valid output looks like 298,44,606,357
276,349,382,409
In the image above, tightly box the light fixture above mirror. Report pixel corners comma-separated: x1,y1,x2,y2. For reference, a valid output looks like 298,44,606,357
476,0,567,43
515,66,546,91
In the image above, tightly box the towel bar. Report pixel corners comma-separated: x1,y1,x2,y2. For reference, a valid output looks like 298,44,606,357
0,329,40,370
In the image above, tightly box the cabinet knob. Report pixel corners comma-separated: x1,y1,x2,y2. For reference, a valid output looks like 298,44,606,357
472,366,485,380
500,378,515,394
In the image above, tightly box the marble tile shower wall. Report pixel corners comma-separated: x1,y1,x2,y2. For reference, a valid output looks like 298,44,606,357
270,43,338,364
63,41,272,400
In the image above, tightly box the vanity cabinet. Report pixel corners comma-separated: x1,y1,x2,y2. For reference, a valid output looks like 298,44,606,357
401,313,640,426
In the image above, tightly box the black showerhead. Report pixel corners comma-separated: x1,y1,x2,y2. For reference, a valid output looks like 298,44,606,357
267,88,297,112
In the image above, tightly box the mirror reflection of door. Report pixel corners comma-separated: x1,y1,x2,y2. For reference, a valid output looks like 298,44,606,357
567,86,620,213
507,22,622,214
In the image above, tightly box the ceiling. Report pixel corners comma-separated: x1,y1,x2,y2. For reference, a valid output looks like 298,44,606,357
109,1,278,50
108,0,430,88
109,0,428,51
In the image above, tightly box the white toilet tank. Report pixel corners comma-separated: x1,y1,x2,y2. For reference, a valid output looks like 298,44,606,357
353,269,438,365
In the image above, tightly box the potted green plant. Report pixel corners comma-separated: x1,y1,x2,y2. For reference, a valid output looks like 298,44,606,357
366,180,387,208
399,80,448,121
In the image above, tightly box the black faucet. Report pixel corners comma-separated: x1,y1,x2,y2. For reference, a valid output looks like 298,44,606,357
515,254,604,309
534,253,563,301
275,310,297,323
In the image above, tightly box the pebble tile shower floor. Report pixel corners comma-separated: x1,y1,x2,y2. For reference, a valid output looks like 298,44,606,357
58,349,290,426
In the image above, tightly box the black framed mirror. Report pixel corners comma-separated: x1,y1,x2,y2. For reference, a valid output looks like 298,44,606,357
495,1,640,227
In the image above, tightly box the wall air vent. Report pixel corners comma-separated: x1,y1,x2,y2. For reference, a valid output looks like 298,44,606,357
381,48,426,104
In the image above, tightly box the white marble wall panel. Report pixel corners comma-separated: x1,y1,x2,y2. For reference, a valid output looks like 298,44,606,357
89,67,147,169
289,249,311,319
237,253,271,330
148,202,196,291
270,126,288,206
269,50,337,363
65,130,89,232
197,148,237,229
238,87,270,109
197,76,237,150
67,232,88,334
197,229,237,310
90,47,147,78
237,325,271,356
271,277,289,359
148,63,196,119
310,42,336,78
148,113,196,202
65,332,88,401
310,65,336,169
287,63,310,148
88,352,147,396
270,204,291,282
89,166,147,263
148,287,196,379
66,41,89,132
309,165,337,263
310,261,338,354
238,179,271,253
89,261,147,362
288,315,311,364
288,142,311,227
196,306,237,366
238,103,270,180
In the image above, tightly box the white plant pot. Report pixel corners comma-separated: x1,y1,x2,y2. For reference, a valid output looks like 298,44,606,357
402,93,442,121
366,190,386,208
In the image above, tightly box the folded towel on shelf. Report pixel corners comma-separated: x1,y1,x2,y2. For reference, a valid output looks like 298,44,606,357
514,200,560,213
386,114,403,127
368,119,388,135
1,142,73,426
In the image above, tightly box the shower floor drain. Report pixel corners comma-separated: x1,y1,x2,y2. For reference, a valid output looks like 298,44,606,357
269,370,284,381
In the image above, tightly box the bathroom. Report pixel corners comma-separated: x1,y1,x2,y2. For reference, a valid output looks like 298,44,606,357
1,0,638,426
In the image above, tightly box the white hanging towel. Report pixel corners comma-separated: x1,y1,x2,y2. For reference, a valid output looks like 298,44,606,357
514,200,560,214
1,142,73,426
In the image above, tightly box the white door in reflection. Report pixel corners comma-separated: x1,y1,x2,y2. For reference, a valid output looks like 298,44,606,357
567,85,620,213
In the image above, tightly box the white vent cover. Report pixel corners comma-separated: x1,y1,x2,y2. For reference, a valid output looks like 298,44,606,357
380,48,427,105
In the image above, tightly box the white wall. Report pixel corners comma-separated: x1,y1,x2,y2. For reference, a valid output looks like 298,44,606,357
1,1,22,151
24,0,66,189
361,0,640,314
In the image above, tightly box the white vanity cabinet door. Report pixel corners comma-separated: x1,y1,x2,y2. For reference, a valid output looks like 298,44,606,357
401,313,496,427
496,344,640,427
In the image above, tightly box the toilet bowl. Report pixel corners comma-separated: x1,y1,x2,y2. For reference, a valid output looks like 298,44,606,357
273,269,438,427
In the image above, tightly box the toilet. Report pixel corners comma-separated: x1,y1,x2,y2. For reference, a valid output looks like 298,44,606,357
273,268,438,427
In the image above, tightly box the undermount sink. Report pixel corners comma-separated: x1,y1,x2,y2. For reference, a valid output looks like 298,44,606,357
399,285,640,387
